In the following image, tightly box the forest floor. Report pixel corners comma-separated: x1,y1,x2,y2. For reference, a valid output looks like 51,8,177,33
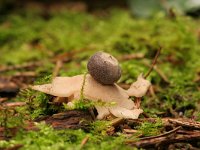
0,3,200,150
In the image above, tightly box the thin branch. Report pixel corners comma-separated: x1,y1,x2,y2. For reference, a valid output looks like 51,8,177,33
144,47,161,79
119,53,145,61
169,118,200,130
0,62,42,73
110,118,124,127
143,61,169,83
2,102,26,108
52,60,63,78
127,130,200,148
80,136,89,149
139,126,181,140
0,98,8,103
126,126,181,144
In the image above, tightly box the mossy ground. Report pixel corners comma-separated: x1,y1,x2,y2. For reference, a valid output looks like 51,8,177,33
0,6,200,150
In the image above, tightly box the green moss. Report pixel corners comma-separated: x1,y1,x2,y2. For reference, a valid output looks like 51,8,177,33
0,122,132,150
0,107,24,138
136,118,163,136
17,89,64,119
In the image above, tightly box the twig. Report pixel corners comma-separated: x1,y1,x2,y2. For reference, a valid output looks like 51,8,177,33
118,83,130,90
119,53,145,61
110,118,124,127
0,98,8,103
138,126,181,141
149,85,157,98
88,107,96,120
154,66,169,83
2,102,26,107
143,62,169,83
144,47,161,79
0,62,42,73
123,129,138,134
169,118,200,130
141,112,150,118
125,126,181,144
126,118,200,132
80,136,89,149
177,130,200,135
4,144,23,150
135,97,141,109
125,118,171,127
169,107,179,118
52,60,63,78
133,47,161,109
127,130,200,148
12,71,36,77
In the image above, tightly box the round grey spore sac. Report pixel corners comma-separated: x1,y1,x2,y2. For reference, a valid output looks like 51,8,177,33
87,51,121,85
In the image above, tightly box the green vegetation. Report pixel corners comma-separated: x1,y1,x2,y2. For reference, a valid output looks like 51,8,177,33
0,122,131,150
136,119,163,136
0,6,200,149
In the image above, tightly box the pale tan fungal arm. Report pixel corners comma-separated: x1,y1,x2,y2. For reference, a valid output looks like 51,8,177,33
32,74,146,120
126,74,151,97
109,107,143,119
32,75,83,97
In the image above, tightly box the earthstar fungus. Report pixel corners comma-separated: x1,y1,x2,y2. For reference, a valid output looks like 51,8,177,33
32,52,151,119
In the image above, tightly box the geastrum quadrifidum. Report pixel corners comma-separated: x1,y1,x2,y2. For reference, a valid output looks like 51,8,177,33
32,52,151,119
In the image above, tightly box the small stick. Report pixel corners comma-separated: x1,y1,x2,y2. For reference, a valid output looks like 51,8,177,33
169,118,200,130
143,62,169,83
135,97,141,109
2,102,26,107
110,118,124,127
52,60,63,78
134,47,161,109
0,62,42,73
12,71,36,77
88,107,96,120
139,126,181,140
0,98,8,103
119,53,145,61
149,85,157,98
141,112,150,118
80,136,89,149
144,47,161,79
123,129,138,134
126,126,181,144
4,144,23,150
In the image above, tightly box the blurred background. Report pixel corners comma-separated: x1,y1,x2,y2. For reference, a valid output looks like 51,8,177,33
1,0,200,17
